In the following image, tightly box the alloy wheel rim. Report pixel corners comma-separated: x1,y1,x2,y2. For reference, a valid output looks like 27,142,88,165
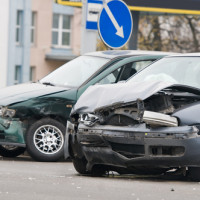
33,125,64,155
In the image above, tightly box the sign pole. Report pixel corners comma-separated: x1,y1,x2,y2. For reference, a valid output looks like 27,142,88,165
80,0,97,55
128,11,139,50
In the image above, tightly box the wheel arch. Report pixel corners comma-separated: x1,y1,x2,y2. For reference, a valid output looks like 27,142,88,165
25,114,67,133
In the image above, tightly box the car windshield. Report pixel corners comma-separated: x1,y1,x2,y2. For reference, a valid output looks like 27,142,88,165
128,57,200,88
40,55,109,87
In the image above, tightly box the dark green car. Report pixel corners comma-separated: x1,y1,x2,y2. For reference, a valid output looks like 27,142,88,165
0,50,171,161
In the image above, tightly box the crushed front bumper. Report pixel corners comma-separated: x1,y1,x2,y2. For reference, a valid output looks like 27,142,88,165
68,122,200,170
0,117,26,147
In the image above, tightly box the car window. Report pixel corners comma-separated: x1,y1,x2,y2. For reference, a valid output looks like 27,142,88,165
128,57,200,88
118,60,153,81
98,68,121,85
97,60,154,85
40,56,109,87
134,60,153,71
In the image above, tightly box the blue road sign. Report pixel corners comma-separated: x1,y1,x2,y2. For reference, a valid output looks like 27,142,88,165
98,0,133,49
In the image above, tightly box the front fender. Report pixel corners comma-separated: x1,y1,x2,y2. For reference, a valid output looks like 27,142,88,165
64,121,84,159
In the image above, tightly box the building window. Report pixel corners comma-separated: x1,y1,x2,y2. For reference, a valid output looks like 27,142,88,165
30,66,36,82
31,12,36,45
16,10,23,45
52,14,71,48
14,65,21,84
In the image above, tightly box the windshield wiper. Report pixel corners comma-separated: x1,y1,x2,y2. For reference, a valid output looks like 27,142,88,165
41,82,55,86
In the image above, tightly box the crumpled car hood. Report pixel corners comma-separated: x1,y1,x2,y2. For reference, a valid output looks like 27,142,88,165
0,82,69,106
71,81,200,115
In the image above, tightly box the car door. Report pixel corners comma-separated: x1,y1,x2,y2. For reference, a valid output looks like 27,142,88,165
77,55,165,98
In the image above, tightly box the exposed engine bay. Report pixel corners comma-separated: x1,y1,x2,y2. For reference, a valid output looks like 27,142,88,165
77,88,200,128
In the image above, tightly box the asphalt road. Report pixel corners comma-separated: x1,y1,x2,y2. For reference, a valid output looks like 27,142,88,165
0,156,199,200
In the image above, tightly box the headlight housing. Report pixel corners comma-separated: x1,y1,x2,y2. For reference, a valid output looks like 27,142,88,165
0,106,16,118
80,113,99,126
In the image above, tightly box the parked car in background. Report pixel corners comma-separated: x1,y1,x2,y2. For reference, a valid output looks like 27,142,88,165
0,50,172,162
67,53,200,180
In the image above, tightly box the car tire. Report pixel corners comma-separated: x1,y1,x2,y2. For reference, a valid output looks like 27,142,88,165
187,167,200,181
26,118,65,162
0,145,26,157
72,157,89,175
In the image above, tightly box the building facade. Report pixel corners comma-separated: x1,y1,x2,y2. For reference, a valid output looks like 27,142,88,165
0,0,81,88
0,1,9,88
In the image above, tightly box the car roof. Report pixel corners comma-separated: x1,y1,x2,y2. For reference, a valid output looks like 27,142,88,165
84,50,178,59
166,52,200,58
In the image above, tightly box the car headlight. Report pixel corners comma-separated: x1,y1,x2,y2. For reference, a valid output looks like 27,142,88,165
80,113,99,126
0,106,6,116
0,106,16,118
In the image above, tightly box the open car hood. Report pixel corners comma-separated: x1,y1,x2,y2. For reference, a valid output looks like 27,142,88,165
0,82,69,106
71,81,200,115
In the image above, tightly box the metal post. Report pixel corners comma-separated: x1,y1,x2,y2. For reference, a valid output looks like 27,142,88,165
128,11,140,50
80,0,97,55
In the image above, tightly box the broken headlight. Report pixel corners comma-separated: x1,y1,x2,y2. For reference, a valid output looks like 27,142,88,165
80,113,99,127
0,106,16,118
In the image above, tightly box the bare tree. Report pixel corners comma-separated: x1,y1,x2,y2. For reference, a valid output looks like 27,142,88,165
138,15,200,53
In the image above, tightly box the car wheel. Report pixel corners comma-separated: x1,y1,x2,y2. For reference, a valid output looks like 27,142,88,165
26,118,65,162
72,157,89,175
187,167,200,181
0,145,26,157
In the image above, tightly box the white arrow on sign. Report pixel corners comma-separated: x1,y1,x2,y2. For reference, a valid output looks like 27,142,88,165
103,2,124,38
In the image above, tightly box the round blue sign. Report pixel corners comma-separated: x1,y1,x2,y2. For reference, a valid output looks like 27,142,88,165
98,0,133,49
